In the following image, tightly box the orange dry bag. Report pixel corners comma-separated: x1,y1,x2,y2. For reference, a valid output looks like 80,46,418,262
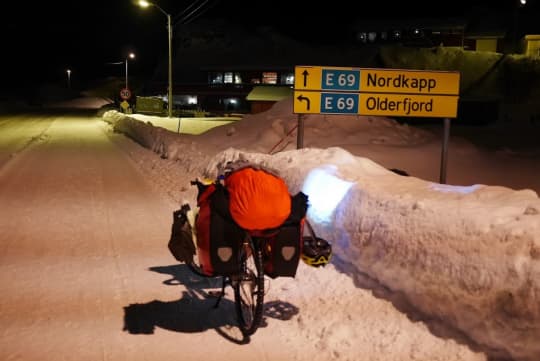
225,167,291,231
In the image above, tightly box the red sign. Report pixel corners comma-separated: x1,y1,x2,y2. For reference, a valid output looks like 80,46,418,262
120,88,131,100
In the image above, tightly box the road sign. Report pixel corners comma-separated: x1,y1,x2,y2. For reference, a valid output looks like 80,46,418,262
294,91,458,117
120,88,132,100
294,66,460,95
293,65,460,117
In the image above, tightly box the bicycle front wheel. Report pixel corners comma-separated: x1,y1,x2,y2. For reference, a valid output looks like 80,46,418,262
234,238,265,336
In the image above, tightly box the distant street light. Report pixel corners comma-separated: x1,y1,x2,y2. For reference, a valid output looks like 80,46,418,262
137,0,173,118
66,69,71,89
106,52,136,90
125,52,135,89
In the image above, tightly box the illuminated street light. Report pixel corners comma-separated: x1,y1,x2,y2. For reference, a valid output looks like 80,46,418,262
66,69,71,89
514,0,528,53
137,0,173,118
126,52,135,89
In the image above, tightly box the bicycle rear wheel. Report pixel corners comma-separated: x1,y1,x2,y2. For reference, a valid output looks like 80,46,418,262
234,237,265,336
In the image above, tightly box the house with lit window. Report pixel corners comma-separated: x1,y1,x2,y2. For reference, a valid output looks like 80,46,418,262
140,19,378,115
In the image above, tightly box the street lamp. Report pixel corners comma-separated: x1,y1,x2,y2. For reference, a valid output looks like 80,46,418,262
66,69,71,89
513,0,528,53
138,0,173,118
125,52,135,89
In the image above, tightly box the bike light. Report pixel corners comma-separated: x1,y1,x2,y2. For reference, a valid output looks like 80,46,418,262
301,165,354,224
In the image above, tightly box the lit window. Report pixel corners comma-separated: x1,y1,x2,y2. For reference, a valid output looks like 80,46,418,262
357,32,367,43
224,72,233,84
225,98,238,109
209,72,223,84
251,78,261,84
281,73,294,84
368,32,377,42
188,96,197,105
262,72,277,84
234,73,242,84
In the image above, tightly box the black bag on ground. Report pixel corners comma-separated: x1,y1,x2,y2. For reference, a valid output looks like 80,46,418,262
167,204,196,263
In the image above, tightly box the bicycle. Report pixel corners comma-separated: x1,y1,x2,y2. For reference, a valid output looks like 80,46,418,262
187,223,268,336
168,178,332,337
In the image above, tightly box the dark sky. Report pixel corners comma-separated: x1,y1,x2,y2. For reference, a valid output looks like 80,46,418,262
1,0,536,92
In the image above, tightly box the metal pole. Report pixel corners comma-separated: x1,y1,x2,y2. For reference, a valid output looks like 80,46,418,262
125,59,128,89
297,114,304,149
439,117,451,184
167,13,173,118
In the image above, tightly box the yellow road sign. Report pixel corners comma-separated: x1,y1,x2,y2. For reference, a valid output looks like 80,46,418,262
294,91,458,118
294,66,460,95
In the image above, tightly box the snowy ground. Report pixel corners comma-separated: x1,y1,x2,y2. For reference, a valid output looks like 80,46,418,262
1,96,539,361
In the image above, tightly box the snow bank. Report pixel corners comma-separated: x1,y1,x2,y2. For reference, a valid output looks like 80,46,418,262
204,147,540,361
103,109,540,361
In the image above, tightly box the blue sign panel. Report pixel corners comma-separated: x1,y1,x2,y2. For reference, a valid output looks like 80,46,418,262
321,69,360,91
320,93,359,114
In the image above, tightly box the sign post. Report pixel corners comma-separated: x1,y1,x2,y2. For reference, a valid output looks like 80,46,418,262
293,65,460,184
297,114,304,149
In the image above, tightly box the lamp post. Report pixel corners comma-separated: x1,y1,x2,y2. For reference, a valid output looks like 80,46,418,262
138,0,173,118
513,0,527,53
66,69,71,89
125,52,135,89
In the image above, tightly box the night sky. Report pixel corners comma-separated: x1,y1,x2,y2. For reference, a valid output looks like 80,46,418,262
1,0,536,93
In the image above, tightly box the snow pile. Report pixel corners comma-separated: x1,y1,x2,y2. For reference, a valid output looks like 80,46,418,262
103,100,540,361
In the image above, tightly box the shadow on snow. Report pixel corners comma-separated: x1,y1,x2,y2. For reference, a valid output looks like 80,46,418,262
123,264,299,344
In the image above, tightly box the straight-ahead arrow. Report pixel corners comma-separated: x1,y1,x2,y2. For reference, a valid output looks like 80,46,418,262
302,70,309,88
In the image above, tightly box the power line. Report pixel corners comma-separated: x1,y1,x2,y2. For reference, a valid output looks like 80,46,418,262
172,0,220,26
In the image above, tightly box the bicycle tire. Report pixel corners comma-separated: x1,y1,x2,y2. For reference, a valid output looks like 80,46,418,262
234,238,265,336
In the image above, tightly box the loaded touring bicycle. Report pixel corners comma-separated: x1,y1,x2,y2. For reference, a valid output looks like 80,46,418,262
168,161,332,336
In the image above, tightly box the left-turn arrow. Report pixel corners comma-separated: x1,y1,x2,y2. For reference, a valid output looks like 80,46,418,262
297,94,311,110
